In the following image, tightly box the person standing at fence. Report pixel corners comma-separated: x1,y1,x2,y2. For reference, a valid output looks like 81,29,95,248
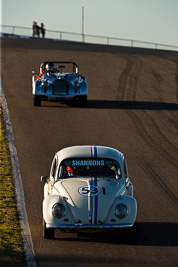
40,23,46,38
36,23,40,37
32,21,37,37
32,21,40,37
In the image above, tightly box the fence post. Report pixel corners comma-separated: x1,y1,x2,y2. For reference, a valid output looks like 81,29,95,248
107,37,109,45
12,26,15,35
82,34,85,42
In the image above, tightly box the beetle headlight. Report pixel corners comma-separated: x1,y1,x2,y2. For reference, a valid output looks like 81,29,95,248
52,203,66,218
114,204,128,219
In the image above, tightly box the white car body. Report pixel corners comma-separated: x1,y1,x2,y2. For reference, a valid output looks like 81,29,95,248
41,146,137,239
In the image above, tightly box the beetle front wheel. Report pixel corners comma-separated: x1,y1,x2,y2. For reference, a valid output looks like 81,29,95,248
43,219,54,239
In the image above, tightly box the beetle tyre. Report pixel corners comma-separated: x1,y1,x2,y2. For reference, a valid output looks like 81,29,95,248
43,219,54,239
123,222,137,242
34,95,41,106
113,222,137,243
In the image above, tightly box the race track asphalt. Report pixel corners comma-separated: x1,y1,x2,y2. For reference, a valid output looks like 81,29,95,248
1,37,178,267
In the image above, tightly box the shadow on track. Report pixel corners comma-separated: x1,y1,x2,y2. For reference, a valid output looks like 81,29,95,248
40,100,178,111
133,222,178,247
87,100,178,111
52,222,178,247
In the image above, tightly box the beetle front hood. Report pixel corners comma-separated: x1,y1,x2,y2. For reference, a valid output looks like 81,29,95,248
54,177,125,224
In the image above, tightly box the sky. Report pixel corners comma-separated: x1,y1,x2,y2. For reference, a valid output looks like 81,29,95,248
1,0,178,47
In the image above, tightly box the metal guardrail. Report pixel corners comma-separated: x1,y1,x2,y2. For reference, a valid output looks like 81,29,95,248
1,24,178,51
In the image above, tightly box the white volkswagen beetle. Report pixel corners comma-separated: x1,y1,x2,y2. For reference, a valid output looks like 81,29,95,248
41,146,137,239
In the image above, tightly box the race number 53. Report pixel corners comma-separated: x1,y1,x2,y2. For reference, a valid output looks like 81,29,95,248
78,186,101,197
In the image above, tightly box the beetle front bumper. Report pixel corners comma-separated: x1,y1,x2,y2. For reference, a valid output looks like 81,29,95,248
46,223,133,232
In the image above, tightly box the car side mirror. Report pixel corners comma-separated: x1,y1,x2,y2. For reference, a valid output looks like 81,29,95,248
32,70,38,75
41,176,49,183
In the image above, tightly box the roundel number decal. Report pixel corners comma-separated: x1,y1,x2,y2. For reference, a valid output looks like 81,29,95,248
78,186,101,197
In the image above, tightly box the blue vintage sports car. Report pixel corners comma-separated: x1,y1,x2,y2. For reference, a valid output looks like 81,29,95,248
32,61,88,106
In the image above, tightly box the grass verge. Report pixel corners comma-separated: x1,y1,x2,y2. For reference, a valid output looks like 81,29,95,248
0,107,26,267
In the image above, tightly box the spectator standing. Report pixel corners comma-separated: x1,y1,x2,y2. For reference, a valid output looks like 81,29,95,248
40,23,46,38
32,21,37,37
36,23,40,37
32,21,40,37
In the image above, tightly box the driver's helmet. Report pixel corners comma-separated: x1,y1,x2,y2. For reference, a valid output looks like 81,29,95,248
45,63,55,73
66,166,73,176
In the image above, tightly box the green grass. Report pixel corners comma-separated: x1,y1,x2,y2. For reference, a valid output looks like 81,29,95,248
0,107,26,267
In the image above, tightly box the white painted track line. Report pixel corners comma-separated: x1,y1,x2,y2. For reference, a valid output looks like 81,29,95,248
0,80,37,267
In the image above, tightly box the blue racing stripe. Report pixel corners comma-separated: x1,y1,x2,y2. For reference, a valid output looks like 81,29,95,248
90,147,98,224
90,176,98,224
94,176,98,224
94,146,97,158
